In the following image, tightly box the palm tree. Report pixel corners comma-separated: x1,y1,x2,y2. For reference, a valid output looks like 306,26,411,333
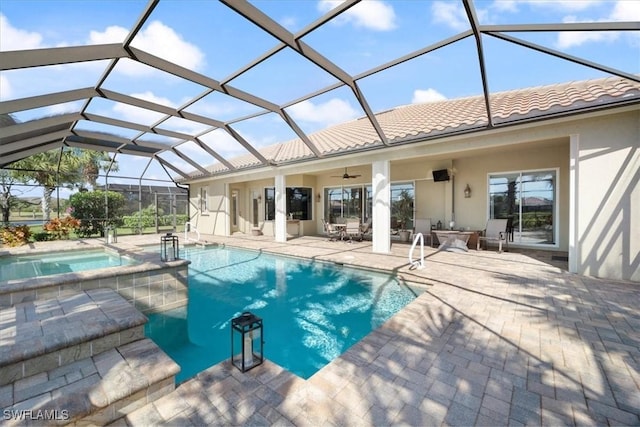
11,148,117,221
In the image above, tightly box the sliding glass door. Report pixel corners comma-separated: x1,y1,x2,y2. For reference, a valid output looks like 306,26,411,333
488,169,557,245
324,186,362,222
324,182,414,229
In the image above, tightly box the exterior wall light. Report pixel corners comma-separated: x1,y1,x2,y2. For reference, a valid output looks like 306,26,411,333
231,311,264,372
464,184,471,198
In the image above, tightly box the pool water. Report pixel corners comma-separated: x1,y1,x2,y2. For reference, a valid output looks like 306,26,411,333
0,250,137,282
145,246,418,382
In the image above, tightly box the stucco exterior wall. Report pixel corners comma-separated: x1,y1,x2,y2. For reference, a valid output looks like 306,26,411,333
190,181,228,235
573,110,639,281
185,107,639,281
452,141,570,250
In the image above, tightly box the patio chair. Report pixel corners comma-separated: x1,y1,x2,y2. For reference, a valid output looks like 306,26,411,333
322,219,341,241
345,219,362,242
360,218,372,239
413,218,433,247
477,219,509,253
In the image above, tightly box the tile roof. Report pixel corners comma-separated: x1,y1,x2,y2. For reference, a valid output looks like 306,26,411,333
193,76,640,179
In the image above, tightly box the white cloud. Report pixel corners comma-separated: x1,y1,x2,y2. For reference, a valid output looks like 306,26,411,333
318,0,397,31
556,18,618,48
412,88,447,104
46,101,84,116
491,1,519,13
89,25,128,44
90,20,205,73
111,91,174,124
199,128,250,159
555,1,639,49
287,98,359,127
532,0,602,12
0,75,12,100
279,16,298,30
431,2,469,31
0,14,43,51
610,0,640,21
493,0,603,13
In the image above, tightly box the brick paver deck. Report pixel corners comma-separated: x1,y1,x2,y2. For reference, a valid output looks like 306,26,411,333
116,234,640,426
4,234,639,425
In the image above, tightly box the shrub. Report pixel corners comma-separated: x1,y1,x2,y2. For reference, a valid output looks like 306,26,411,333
32,231,51,242
69,190,125,237
44,216,81,240
0,225,31,247
122,213,154,232
121,213,188,232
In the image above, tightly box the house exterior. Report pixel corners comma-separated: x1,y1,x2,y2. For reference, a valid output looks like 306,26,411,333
184,76,640,282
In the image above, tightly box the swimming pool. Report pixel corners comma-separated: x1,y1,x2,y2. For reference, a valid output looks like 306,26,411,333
0,249,138,282
145,246,418,382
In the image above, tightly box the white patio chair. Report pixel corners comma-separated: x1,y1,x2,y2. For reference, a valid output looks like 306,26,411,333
322,219,341,241
477,219,509,253
345,219,362,242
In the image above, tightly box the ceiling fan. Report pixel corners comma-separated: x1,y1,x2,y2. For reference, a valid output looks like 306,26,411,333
332,167,361,179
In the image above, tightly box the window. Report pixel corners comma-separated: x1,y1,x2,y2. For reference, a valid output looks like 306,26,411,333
324,186,362,222
264,188,275,220
200,187,208,212
264,187,313,221
286,187,312,220
324,182,414,228
390,182,414,230
488,170,557,246
231,190,238,227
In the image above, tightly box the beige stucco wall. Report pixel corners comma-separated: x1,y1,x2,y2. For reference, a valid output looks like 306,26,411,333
185,107,639,281
573,110,639,281
451,142,569,249
190,181,227,235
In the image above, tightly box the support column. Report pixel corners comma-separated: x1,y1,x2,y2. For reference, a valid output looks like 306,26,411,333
372,160,391,253
224,183,231,236
569,133,579,274
275,173,287,243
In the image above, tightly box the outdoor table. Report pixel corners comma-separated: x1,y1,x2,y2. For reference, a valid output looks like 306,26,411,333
332,223,347,240
433,230,474,252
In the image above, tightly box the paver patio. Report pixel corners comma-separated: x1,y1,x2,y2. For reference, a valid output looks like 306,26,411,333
3,234,639,425
115,234,639,426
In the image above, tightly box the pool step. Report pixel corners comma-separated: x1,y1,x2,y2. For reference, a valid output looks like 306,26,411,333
0,288,147,387
0,338,180,426
0,288,181,425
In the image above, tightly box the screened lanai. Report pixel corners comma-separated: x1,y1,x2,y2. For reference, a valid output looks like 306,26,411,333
2,0,638,183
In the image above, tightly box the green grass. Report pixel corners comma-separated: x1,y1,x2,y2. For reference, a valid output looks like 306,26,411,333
2,224,186,244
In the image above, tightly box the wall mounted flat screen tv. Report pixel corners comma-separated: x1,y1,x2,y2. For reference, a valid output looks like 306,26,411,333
432,169,450,182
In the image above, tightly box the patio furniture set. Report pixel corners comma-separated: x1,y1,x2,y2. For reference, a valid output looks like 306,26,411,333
322,218,371,242
323,218,509,253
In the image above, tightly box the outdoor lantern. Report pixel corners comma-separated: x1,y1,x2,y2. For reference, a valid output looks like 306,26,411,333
464,184,471,198
231,311,264,372
106,226,117,244
160,232,179,262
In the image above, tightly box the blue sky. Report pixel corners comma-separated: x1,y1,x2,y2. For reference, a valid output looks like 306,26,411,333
1,0,639,191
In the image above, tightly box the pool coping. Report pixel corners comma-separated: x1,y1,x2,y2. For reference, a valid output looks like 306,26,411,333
0,247,189,293
205,242,436,291
0,242,191,314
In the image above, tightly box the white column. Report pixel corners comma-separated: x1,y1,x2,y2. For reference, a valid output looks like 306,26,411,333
224,183,231,236
569,134,579,274
372,160,391,253
275,173,287,242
